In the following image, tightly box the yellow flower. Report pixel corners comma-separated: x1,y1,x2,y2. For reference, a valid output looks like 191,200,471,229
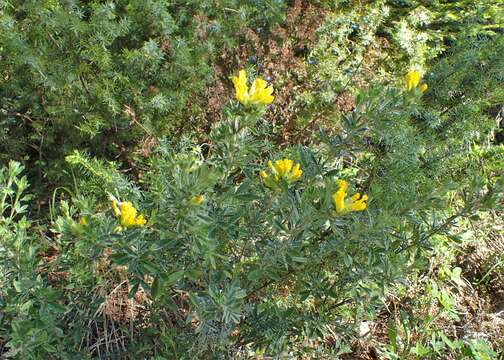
190,195,205,206
111,200,121,217
232,69,249,104
268,159,303,181
79,217,88,226
405,70,428,93
111,200,147,228
405,70,421,91
260,158,302,187
231,69,274,106
249,78,274,105
332,180,367,214
135,214,147,226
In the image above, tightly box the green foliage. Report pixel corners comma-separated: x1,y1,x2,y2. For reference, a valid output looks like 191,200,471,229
379,224,501,360
294,0,503,131
2,32,501,357
0,0,287,189
0,1,503,359
0,162,67,358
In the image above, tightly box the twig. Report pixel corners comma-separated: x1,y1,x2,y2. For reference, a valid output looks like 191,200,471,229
79,74,96,101
123,105,154,137
1,109,35,123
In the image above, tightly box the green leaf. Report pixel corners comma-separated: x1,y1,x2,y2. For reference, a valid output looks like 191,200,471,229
128,282,140,299
387,319,398,352
439,332,459,350
140,261,160,275
109,253,130,266
186,269,203,281
20,300,33,313
247,269,263,281
151,276,163,299
266,270,281,282
164,270,184,287
234,193,261,201
410,342,431,356
449,267,465,287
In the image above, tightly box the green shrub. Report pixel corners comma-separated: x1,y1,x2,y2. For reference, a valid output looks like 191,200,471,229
0,0,287,190
0,162,68,358
1,1,503,357
293,0,503,132
1,38,501,356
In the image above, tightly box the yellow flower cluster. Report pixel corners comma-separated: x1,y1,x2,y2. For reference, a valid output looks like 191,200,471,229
231,69,274,106
260,158,302,187
332,180,367,214
405,70,428,93
111,200,147,228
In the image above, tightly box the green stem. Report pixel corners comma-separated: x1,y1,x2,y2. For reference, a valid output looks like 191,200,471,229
0,176,14,218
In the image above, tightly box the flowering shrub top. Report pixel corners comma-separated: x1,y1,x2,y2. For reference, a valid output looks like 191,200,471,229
2,34,502,358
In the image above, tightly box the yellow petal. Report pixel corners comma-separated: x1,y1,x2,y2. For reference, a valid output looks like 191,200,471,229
420,83,428,93
263,159,301,186
231,70,249,105
337,180,348,193
285,159,294,173
136,214,147,226
120,202,138,227
111,200,121,217
273,159,282,174
290,163,302,181
275,159,293,177
267,160,275,173
249,78,274,105
405,70,421,91
348,194,367,212
350,202,366,211
333,190,346,213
